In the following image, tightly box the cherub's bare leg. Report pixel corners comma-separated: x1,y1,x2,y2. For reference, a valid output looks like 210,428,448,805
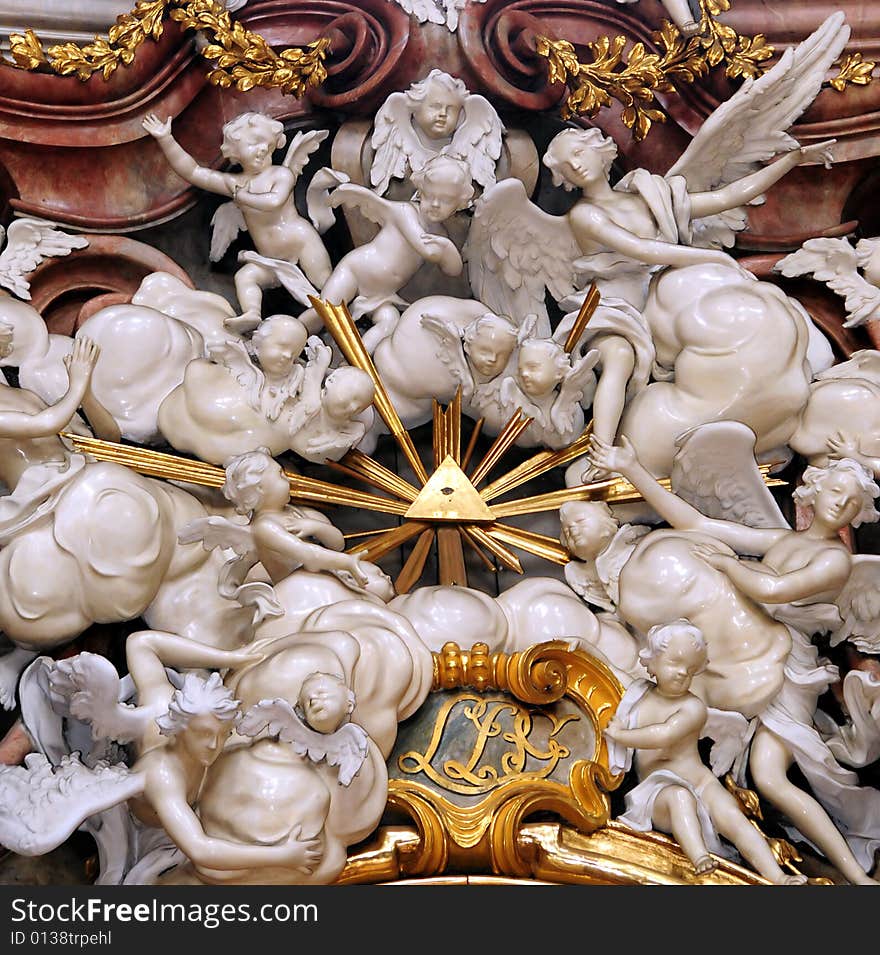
704,783,806,885
0,647,37,710
750,725,879,885
361,303,401,354
661,0,701,35
299,240,332,291
652,786,716,875
298,263,360,334
579,335,636,482
230,263,277,333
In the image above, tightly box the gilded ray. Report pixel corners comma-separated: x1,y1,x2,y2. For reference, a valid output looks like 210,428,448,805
309,296,429,484
437,527,468,587
486,523,570,566
329,450,419,502
464,525,524,574
461,417,484,472
563,282,600,354
470,409,533,487
345,521,432,561
395,528,435,594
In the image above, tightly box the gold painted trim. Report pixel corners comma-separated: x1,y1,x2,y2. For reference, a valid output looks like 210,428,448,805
7,0,329,96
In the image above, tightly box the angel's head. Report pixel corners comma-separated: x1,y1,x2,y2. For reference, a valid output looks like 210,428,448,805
412,155,475,221
462,314,518,378
322,366,375,424
639,619,708,695
250,314,308,380
222,448,290,515
793,458,880,530
544,128,617,191
155,672,241,766
516,338,569,398
560,501,619,562
296,672,355,734
407,70,468,141
856,237,880,288
221,112,286,172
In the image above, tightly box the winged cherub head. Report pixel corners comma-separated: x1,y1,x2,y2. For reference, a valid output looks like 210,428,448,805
639,619,708,695
222,448,290,516
543,128,618,192
516,338,569,399
221,112,286,173
322,366,375,425
412,155,476,222
407,70,468,142
462,313,518,378
248,314,308,381
296,672,356,735
560,501,619,562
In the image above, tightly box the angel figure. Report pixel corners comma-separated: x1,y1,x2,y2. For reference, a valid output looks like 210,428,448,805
775,236,880,329
286,339,376,464
468,14,847,450
0,630,321,878
143,112,333,332
179,448,373,622
496,338,599,449
300,154,473,351
370,69,503,197
157,314,318,464
0,216,88,302
605,620,807,884
588,423,880,885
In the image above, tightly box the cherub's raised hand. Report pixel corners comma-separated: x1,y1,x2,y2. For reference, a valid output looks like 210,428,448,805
63,337,100,389
797,138,836,169
588,433,636,477
142,113,173,139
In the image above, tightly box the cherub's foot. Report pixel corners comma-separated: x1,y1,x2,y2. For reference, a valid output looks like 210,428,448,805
680,20,701,37
0,648,37,710
579,464,612,485
693,854,718,876
779,874,808,885
224,311,261,334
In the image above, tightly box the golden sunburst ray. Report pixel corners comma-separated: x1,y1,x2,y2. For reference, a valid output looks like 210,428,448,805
345,520,432,561
469,409,533,487
309,296,429,485
484,523,571,566
563,281,600,354
437,526,468,586
395,528,436,594
461,416,484,472
463,525,523,574
327,449,419,502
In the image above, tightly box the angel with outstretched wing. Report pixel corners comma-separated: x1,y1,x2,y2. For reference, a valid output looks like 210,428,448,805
774,237,880,328
370,69,503,196
0,218,89,301
143,111,333,332
238,682,369,787
468,13,849,327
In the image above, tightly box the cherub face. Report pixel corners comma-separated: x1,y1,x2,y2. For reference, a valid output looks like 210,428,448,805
413,81,464,140
561,505,617,561
234,130,277,174
181,713,234,767
255,324,306,379
465,327,516,378
323,369,373,422
812,471,865,530
517,346,565,398
255,458,291,510
298,674,352,734
646,631,704,697
419,175,470,223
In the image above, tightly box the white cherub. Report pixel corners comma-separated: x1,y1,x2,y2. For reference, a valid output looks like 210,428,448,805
370,69,503,196
605,620,807,884
300,154,474,351
143,111,334,332
498,337,599,449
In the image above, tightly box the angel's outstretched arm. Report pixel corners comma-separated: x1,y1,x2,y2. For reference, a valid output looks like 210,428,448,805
570,206,733,269
689,141,834,219
0,337,98,439
254,519,368,585
702,547,851,604
588,435,785,555
147,770,321,873
143,114,237,198
126,631,257,701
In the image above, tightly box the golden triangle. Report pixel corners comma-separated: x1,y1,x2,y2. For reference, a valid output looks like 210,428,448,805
404,455,496,523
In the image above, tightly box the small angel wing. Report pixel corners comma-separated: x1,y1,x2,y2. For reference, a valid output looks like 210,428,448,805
832,555,880,652
238,698,316,745
0,752,143,856
420,313,474,395
323,722,369,786
370,92,434,195
557,349,600,411
282,129,330,179
47,653,149,744
774,237,859,282
702,708,752,776
210,201,247,262
667,14,849,243
0,218,89,300
466,178,580,322
329,183,393,228
205,337,259,390
815,349,880,386
306,167,350,233
178,515,256,558
450,94,504,190
671,421,790,530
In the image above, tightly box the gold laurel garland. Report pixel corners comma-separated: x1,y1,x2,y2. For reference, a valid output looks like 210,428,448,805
536,0,875,140
5,0,329,97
